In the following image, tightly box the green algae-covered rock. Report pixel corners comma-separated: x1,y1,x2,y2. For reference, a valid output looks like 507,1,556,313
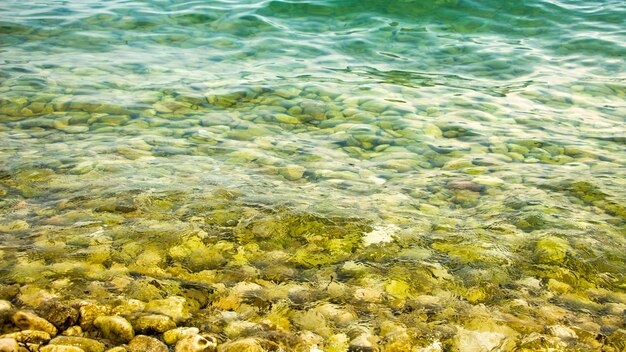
535,236,571,264
93,316,134,344
132,314,176,335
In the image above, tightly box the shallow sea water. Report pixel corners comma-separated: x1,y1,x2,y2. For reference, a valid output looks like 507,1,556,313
1,0,625,350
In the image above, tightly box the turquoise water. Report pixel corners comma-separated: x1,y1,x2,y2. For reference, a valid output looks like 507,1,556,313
1,0,625,350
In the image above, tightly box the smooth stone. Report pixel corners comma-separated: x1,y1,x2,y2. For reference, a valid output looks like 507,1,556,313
281,164,305,181
128,335,168,352
218,338,266,352
62,326,83,337
40,345,85,352
37,300,79,331
145,297,189,323
163,327,199,345
133,314,176,334
93,316,134,344
0,338,18,352
104,348,127,352
12,310,57,337
174,334,217,352
0,330,51,344
49,336,105,352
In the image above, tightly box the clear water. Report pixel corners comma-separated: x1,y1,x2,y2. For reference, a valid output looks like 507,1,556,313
1,0,625,350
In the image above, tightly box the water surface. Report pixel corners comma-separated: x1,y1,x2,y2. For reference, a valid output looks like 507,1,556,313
1,0,625,350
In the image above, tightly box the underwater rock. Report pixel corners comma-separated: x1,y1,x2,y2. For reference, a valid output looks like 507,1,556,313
349,333,379,352
163,327,200,345
12,310,57,337
0,338,18,352
93,316,134,344
453,327,508,352
128,335,168,352
78,303,110,330
174,334,217,352
218,337,266,352
61,326,83,337
0,300,12,322
145,296,189,323
0,220,29,233
48,337,105,352
535,236,571,264
281,164,305,181
40,345,86,352
133,314,176,335
104,347,127,352
37,300,79,331
1,330,51,344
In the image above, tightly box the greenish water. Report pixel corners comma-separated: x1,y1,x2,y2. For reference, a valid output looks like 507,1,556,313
1,0,625,350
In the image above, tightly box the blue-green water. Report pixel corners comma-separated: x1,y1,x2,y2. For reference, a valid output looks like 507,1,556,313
1,0,625,350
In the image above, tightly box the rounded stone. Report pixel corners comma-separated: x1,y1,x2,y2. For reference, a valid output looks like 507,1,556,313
0,330,51,344
78,303,110,330
49,336,105,352
133,314,176,335
40,345,86,352
93,316,134,344
61,326,83,337
128,335,168,352
163,327,199,345
0,338,18,352
37,300,79,331
104,348,127,352
12,310,57,337
218,338,266,352
281,164,305,181
174,334,217,352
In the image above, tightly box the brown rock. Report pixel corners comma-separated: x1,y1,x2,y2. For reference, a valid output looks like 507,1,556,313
37,301,79,331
